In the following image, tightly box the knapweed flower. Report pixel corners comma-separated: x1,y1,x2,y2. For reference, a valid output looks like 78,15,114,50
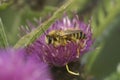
0,48,52,80
26,15,92,67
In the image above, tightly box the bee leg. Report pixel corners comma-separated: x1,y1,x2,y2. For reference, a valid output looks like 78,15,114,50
76,40,82,58
65,64,79,76
76,39,80,44
80,40,87,48
77,47,80,58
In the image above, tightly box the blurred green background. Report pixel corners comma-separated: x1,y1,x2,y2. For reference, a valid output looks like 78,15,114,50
0,0,120,80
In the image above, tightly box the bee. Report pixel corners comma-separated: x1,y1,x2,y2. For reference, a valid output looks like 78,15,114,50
45,29,87,47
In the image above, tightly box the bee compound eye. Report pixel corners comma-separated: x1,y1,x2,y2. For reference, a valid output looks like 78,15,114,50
48,37,52,44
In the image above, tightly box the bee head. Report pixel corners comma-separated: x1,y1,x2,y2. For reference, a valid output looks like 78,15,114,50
45,35,53,44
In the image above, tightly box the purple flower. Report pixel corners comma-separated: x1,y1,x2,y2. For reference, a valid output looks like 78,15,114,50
26,15,93,67
0,48,52,80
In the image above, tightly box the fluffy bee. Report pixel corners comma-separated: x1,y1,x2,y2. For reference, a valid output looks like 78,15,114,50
45,29,87,47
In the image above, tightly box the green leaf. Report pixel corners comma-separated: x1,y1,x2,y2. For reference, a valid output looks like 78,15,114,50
104,72,120,80
85,44,104,74
104,64,120,80
14,0,88,48
0,1,12,10
92,0,120,38
0,18,9,48
86,1,120,79
85,0,120,78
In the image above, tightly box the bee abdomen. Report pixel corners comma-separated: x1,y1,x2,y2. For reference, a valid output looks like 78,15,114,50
79,32,86,39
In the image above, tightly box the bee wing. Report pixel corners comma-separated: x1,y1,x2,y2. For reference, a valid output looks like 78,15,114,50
59,30,82,36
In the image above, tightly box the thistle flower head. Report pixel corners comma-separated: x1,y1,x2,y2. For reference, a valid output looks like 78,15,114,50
26,15,93,67
0,48,52,80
